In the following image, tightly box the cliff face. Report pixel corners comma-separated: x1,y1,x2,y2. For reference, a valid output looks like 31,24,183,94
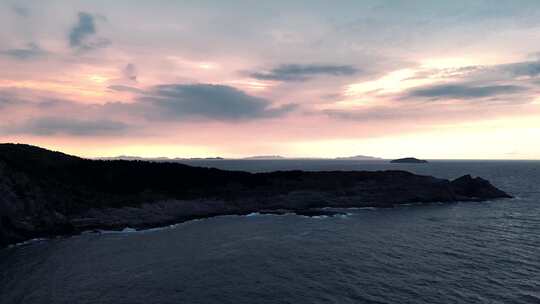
0,144,511,247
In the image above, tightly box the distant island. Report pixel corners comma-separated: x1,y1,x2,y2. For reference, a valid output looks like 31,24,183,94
0,144,510,247
391,157,429,164
243,155,285,160
97,156,225,161
335,155,382,161
98,155,386,161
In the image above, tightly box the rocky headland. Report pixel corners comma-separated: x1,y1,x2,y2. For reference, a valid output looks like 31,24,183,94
0,144,511,247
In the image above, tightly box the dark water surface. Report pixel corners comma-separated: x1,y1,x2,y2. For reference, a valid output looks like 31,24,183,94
1,160,539,304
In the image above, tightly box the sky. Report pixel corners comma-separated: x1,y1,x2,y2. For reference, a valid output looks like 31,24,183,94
1,0,540,159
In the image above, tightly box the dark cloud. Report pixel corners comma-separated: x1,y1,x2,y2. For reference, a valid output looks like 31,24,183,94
249,64,359,82
499,61,540,77
0,96,14,108
107,85,143,93
8,117,128,136
403,83,526,100
69,12,111,51
123,63,138,81
69,12,95,47
1,43,47,60
139,84,296,120
0,89,33,108
12,5,30,17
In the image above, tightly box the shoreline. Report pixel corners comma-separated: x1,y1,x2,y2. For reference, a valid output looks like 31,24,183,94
4,197,514,250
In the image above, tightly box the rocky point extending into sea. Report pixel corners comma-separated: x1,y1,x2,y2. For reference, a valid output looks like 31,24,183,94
0,144,511,247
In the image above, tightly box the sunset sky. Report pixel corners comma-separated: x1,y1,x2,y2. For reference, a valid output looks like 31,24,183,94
1,1,540,159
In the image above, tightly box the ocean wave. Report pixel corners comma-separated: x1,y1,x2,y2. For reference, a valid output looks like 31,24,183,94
301,215,329,219
340,206,379,211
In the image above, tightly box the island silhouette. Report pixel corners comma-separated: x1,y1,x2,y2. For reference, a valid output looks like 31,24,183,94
391,157,429,164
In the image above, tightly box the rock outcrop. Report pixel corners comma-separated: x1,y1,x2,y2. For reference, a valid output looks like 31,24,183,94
0,144,511,248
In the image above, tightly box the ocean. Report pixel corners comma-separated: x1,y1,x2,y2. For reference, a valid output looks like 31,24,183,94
1,160,539,303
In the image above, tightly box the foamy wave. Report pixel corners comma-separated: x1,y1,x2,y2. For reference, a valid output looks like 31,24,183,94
96,227,137,234
308,213,353,219
243,212,295,217
8,238,48,248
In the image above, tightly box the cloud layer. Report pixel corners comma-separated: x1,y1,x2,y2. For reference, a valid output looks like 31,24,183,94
1,43,46,60
0,83,296,136
1,2,540,158
249,64,359,82
8,117,128,136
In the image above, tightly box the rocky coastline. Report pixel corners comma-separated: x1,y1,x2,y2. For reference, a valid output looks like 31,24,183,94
0,144,512,248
